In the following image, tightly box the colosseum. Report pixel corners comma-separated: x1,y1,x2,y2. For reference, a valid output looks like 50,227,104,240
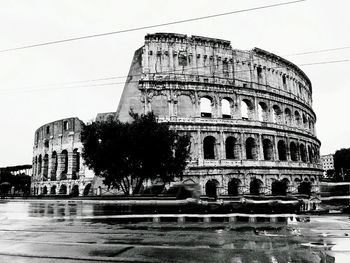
32,33,322,209
117,33,322,208
31,115,117,197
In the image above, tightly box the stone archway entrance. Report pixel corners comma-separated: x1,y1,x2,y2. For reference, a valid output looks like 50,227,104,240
50,185,56,195
83,183,91,196
59,185,67,195
71,185,79,197
298,181,311,196
271,180,288,196
228,178,241,196
205,180,218,199
250,179,263,195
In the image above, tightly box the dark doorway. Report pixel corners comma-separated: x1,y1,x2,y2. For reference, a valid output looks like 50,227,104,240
298,181,311,196
71,185,79,197
250,179,262,195
205,180,217,199
203,136,216,159
271,180,288,196
228,179,240,196
59,185,67,195
83,184,91,196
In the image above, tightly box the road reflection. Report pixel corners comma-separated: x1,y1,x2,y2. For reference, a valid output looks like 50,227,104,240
0,200,347,262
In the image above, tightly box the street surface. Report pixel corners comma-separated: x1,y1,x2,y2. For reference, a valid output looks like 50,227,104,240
0,200,349,262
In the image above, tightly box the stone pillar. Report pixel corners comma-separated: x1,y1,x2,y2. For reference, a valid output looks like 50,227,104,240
286,137,291,161
197,130,203,161
273,136,278,161
67,151,74,180
253,97,259,121
258,134,263,161
219,132,225,160
241,133,246,160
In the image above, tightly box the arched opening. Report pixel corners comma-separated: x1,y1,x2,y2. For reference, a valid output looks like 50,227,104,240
309,119,314,132
282,75,287,88
59,185,67,195
42,186,48,195
43,154,49,180
38,155,42,175
241,99,253,119
200,97,212,118
72,149,80,180
290,142,298,161
228,178,241,196
303,114,308,128
258,102,268,122
221,98,231,118
295,111,301,126
203,136,216,159
250,178,263,195
271,180,288,196
284,108,292,125
246,137,257,160
298,181,311,196
151,95,168,118
50,185,56,195
205,180,218,199
63,121,69,130
300,144,307,162
177,95,193,117
83,184,91,196
278,140,287,161
51,151,57,181
60,150,68,180
71,185,79,197
263,139,273,160
308,145,313,163
272,105,282,123
225,137,237,159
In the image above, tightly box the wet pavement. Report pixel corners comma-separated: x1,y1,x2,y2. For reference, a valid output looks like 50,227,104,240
0,200,349,262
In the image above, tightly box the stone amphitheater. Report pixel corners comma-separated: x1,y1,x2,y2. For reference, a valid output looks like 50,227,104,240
32,33,322,207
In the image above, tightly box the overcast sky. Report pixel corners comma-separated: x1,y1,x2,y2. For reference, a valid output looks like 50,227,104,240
0,0,349,166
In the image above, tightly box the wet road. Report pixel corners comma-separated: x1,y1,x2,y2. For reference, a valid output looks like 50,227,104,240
0,200,349,262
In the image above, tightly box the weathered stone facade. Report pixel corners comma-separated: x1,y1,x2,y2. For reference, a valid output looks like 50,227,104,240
117,33,322,202
31,118,96,196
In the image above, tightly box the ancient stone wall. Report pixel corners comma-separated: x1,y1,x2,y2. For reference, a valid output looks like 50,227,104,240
31,117,94,196
117,33,322,202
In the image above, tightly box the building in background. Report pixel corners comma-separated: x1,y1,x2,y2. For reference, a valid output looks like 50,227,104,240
0,165,32,176
321,154,334,177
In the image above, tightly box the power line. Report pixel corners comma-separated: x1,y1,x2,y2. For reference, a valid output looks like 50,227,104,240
284,46,350,57
0,0,306,53
1,58,349,95
299,59,350,66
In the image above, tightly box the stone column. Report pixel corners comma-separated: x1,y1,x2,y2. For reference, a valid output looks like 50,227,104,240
258,134,263,160
240,133,246,160
219,132,225,160
273,136,278,161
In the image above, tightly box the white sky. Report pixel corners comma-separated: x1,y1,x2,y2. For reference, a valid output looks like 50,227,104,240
0,0,349,166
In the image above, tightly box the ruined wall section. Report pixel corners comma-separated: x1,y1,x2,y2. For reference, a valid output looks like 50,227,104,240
116,47,144,122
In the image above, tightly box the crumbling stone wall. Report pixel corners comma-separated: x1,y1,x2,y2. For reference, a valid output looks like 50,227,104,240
117,33,322,203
